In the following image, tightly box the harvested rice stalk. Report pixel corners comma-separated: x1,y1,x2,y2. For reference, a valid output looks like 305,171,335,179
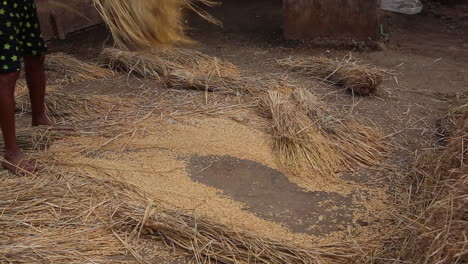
16,92,122,120
122,208,366,264
101,48,264,96
278,55,386,95
93,0,221,50
0,174,130,263
155,47,240,77
261,90,339,178
0,127,70,152
380,97,467,264
15,79,27,94
101,47,237,79
101,48,177,79
292,88,386,169
0,229,131,264
1,166,370,264
166,69,264,96
45,53,114,83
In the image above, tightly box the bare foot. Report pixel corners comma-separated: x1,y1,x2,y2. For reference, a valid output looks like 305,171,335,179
32,115,53,127
2,151,38,175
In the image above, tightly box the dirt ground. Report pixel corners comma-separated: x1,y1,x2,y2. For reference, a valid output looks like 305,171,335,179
48,1,467,153
5,1,468,263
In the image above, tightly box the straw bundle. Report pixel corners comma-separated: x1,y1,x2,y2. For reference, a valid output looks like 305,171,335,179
292,88,386,169
155,47,240,76
93,0,221,50
261,90,339,177
370,96,468,264
0,127,76,153
45,52,114,83
0,174,130,263
278,55,385,96
16,92,122,120
385,97,467,264
101,48,263,96
101,48,180,79
123,209,367,264
0,166,368,264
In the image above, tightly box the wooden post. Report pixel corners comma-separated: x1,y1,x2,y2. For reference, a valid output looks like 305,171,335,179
284,0,381,40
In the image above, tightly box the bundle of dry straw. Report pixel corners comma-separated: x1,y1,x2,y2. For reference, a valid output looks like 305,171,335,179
101,47,263,96
278,55,386,96
0,173,130,263
125,208,367,264
93,0,221,50
45,52,114,83
0,127,71,153
399,97,466,263
261,90,339,177
292,88,386,169
0,168,368,263
16,91,123,121
376,96,467,263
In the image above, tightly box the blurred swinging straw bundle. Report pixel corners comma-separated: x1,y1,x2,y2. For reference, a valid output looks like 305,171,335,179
92,0,222,50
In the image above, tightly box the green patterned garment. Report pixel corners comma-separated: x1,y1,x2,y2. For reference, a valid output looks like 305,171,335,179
0,0,47,73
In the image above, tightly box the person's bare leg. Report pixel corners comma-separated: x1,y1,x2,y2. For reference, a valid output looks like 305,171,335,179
0,71,36,174
24,55,51,126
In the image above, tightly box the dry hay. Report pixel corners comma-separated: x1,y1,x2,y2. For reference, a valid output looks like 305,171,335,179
261,90,339,177
133,210,367,264
261,88,385,178
401,97,467,263
92,0,221,50
101,47,265,96
375,96,467,263
0,166,371,264
101,47,239,77
45,52,114,83
154,47,240,77
16,91,125,121
0,173,131,263
278,55,386,96
292,88,386,170
101,48,386,179
0,127,79,154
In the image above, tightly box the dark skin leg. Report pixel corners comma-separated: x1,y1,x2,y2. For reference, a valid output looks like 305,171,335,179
1,55,50,174
0,71,35,174
24,55,51,127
